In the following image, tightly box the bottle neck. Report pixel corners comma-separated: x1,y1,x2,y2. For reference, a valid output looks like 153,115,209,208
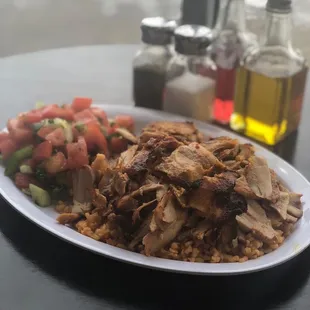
262,10,292,48
216,0,246,33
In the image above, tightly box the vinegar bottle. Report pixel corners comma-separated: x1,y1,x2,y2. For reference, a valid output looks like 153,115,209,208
230,0,308,145
211,0,257,124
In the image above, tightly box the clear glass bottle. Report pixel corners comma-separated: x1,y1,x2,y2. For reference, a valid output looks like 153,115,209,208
211,0,257,124
163,25,217,122
230,0,308,145
133,17,176,110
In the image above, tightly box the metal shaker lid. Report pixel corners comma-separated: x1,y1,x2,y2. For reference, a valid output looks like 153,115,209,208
267,0,292,13
174,25,213,56
141,17,176,45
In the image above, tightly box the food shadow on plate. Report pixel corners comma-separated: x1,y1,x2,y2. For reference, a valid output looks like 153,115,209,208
0,196,309,310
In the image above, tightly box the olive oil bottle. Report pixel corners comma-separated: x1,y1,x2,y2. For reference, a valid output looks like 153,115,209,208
230,0,308,145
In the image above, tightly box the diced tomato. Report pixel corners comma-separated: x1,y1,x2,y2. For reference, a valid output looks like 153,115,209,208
7,118,34,144
12,127,33,144
37,126,56,139
21,109,44,124
72,126,81,141
114,115,134,132
45,128,66,147
0,138,18,160
72,97,92,112
14,173,33,189
45,152,67,174
33,141,53,162
0,132,9,142
91,107,109,127
7,118,22,132
83,123,109,156
110,137,128,154
73,109,98,125
66,136,89,169
41,104,74,121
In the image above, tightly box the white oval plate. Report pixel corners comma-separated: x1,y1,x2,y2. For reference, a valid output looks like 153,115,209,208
1,105,310,275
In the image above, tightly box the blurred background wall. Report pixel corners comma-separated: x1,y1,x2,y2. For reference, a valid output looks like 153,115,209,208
1,0,309,59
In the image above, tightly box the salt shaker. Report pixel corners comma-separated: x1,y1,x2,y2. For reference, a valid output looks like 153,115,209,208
133,17,176,110
163,25,216,122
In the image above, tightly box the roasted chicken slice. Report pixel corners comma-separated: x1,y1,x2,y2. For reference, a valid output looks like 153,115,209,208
269,191,289,220
202,136,238,154
116,145,138,170
124,137,181,179
245,156,273,200
235,143,255,161
155,143,225,188
129,214,152,250
153,191,178,230
201,171,238,193
140,121,203,145
72,165,95,213
112,172,129,196
92,189,107,210
234,175,258,199
143,208,188,256
236,200,277,244
188,177,246,223
116,184,163,211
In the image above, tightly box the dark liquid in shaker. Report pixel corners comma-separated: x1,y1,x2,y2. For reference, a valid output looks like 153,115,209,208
133,68,166,110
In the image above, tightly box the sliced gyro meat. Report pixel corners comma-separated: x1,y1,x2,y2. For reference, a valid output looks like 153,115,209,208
72,165,95,214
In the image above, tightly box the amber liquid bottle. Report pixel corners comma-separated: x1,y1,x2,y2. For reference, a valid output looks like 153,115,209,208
230,0,308,145
212,0,256,124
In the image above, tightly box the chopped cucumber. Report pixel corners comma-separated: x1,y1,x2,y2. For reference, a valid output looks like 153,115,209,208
42,119,55,126
75,122,85,133
22,188,31,196
32,122,43,132
53,118,68,127
108,119,115,127
54,118,73,143
29,184,51,207
20,164,33,174
32,119,55,131
5,146,34,176
35,101,45,109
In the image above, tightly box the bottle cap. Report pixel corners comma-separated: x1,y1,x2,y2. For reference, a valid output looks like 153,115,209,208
267,0,292,13
174,25,213,56
141,17,176,45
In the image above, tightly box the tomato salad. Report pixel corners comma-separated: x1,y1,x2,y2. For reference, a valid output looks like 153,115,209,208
0,98,135,206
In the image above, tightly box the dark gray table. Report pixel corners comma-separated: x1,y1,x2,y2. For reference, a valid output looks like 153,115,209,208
1,45,310,310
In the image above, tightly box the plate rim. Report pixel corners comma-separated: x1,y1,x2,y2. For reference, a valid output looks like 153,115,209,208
1,104,310,276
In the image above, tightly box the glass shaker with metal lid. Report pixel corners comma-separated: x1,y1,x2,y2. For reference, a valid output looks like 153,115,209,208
163,25,216,122
133,17,176,110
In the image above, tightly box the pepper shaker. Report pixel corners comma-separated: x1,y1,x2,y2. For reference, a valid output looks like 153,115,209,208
133,17,176,110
